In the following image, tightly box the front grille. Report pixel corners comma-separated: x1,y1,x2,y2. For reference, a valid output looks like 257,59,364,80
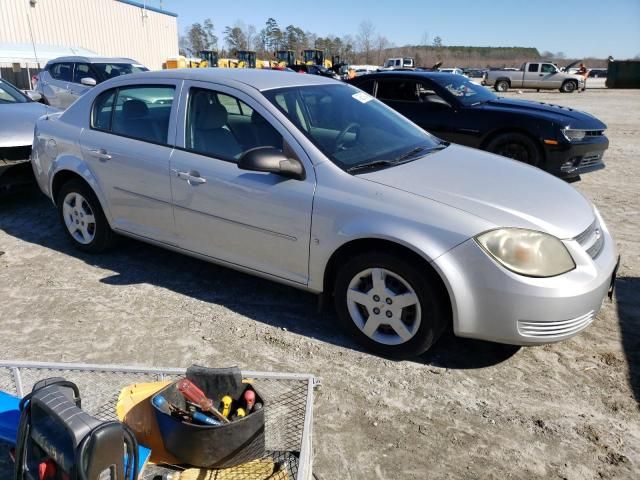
0,145,31,162
579,152,604,169
518,310,595,338
584,130,605,137
574,219,605,258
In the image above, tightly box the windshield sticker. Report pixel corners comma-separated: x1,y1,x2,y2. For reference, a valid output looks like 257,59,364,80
352,92,373,104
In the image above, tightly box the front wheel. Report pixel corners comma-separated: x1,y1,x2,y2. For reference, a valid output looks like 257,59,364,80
333,252,448,359
560,80,577,93
486,132,542,167
56,179,115,253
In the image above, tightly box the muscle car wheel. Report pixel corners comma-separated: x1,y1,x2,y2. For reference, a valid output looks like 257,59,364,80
57,179,115,253
486,132,541,167
334,252,448,358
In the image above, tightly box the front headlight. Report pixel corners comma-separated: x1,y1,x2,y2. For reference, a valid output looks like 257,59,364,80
563,128,586,142
475,228,575,277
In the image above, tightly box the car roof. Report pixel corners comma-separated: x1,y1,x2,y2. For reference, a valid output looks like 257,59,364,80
349,71,463,81
119,68,339,91
46,56,141,64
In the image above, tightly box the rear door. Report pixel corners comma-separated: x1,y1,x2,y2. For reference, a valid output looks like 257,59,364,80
169,81,315,284
46,62,75,108
79,81,180,244
523,63,541,88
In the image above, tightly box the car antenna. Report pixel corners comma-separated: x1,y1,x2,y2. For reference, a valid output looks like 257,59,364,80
27,0,50,118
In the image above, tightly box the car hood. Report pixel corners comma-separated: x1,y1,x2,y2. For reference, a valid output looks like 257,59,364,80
479,98,606,129
0,102,54,147
360,144,595,239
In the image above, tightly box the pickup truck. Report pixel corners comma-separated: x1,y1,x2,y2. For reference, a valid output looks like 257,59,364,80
483,62,585,93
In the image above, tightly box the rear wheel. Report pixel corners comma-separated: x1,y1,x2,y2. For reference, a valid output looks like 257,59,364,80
486,132,542,167
333,252,448,359
494,80,509,92
560,80,577,93
56,179,115,253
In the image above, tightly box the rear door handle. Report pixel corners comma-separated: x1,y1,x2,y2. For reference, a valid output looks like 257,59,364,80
89,148,112,160
176,170,206,185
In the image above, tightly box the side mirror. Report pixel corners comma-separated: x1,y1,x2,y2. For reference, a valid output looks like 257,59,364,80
80,77,97,86
24,90,42,102
238,147,305,180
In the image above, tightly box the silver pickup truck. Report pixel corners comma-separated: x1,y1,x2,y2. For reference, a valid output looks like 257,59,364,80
483,62,585,93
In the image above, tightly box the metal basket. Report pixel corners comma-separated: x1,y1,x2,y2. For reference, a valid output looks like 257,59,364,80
0,360,319,480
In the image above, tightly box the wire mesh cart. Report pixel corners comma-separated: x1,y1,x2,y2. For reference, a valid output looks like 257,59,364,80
0,360,319,480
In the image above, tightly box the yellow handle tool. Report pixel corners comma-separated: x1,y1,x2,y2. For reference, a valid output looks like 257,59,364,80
220,395,232,417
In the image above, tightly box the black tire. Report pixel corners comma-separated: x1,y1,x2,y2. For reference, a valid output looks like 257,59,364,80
333,252,449,359
56,178,115,253
485,132,543,167
560,80,577,93
494,80,509,92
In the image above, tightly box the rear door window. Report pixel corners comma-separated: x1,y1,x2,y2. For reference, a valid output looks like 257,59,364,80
528,63,540,73
91,85,175,144
49,63,74,82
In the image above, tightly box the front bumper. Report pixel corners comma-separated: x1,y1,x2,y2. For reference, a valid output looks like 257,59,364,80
433,216,618,346
543,136,609,179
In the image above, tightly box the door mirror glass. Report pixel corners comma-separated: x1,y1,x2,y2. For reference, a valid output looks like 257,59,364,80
238,147,305,180
81,77,97,86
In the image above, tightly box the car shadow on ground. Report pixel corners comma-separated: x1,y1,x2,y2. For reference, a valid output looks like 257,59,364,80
0,189,518,369
615,276,640,404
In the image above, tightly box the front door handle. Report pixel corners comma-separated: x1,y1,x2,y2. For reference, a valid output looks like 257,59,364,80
89,148,112,160
176,170,206,185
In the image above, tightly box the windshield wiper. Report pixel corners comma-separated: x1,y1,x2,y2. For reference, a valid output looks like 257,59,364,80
347,143,450,174
346,160,397,173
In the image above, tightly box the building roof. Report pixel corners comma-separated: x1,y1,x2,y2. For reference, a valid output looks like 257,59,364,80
115,0,177,17
123,68,339,91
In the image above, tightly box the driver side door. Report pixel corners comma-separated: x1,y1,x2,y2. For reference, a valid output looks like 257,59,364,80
170,82,316,285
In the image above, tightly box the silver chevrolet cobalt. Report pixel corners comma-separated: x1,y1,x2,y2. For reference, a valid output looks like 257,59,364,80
31,69,618,358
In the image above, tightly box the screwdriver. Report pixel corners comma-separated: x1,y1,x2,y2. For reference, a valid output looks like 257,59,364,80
220,395,233,418
177,378,230,423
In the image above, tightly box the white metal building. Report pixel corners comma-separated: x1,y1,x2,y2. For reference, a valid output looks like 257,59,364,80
0,0,178,72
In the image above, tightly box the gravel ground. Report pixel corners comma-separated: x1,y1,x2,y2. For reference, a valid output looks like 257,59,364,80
0,84,638,479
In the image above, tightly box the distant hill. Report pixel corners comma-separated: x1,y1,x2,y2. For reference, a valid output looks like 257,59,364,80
371,45,608,69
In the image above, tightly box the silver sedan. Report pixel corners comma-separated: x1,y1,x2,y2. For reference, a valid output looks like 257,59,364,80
31,69,618,358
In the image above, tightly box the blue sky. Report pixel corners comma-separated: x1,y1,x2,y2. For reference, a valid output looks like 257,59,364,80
156,0,640,59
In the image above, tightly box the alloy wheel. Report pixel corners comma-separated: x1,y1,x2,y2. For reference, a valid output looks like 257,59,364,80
62,192,96,245
346,267,422,346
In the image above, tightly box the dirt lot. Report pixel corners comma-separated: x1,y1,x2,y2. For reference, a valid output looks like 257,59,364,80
1,84,638,479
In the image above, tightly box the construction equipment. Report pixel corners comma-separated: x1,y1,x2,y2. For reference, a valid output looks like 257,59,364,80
237,50,257,69
199,50,219,68
276,50,297,68
164,55,208,69
303,49,332,69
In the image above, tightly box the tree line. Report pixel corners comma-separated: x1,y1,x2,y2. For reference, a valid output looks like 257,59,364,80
178,17,609,68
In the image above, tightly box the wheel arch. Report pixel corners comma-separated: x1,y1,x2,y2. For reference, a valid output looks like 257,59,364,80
480,127,547,165
50,168,113,226
322,237,453,320
495,77,512,86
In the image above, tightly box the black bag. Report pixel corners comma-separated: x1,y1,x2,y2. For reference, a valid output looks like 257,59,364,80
152,365,266,468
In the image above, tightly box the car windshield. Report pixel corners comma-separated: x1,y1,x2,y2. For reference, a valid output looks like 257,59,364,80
92,63,148,81
431,75,497,106
0,79,29,104
263,84,442,172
